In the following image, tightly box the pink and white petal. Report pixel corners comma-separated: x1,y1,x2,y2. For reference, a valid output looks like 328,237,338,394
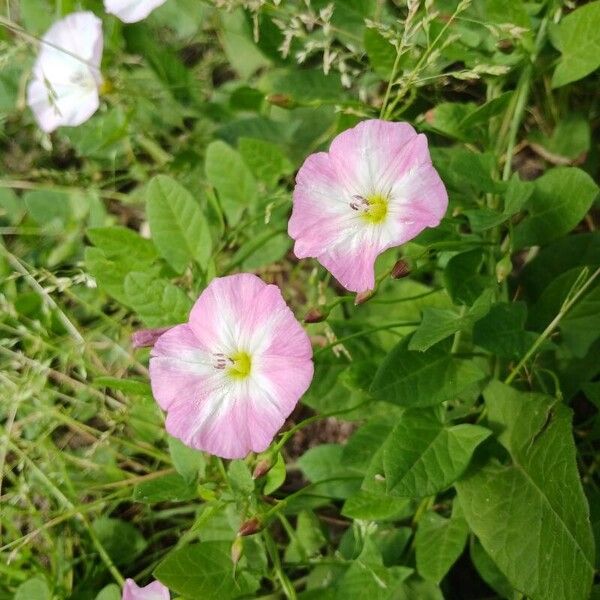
189,274,304,357
289,152,354,254
149,324,212,410
391,163,448,229
318,241,381,293
254,356,313,417
104,0,168,23
329,120,418,194
377,134,432,195
165,388,251,459
189,273,268,351
122,578,170,600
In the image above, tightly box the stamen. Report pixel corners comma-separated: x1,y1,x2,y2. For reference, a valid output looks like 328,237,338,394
349,194,368,211
213,353,232,370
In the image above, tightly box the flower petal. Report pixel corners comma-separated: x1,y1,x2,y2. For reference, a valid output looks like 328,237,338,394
104,0,168,22
122,579,170,600
329,119,418,194
27,12,102,132
149,324,213,411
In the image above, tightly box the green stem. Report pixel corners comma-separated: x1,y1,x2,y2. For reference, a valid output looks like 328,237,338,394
501,17,548,181
505,266,600,384
263,529,297,599
314,321,419,357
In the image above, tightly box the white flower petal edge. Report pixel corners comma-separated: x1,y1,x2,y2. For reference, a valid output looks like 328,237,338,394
27,12,103,133
104,0,168,23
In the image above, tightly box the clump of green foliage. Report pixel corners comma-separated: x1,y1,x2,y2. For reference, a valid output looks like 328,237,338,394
1,1,599,599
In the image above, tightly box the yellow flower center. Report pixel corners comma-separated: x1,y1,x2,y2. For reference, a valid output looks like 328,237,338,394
361,194,388,224
228,351,252,379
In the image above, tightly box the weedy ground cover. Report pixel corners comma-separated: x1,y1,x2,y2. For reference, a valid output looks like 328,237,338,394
0,0,599,599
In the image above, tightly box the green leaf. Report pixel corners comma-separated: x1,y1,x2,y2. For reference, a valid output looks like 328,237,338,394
415,505,469,584
147,175,212,273
552,1,600,87
298,444,362,499
364,28,397,78
332,538,412,599
408,288,493,352
14,577,50,600
444,250,490,306
458,91,513,130
342,490,411,521
93,377,152,396
370,338,486,407
470,539,519,600
456,381,595,600
87,226,158,265
512,167,598,250
472,302,538,360
168,437,206,484
24,189,70,226
238,137,292,188
63,108,129,159
263,68,344,103
0,188,24,224
284,511,326,563
133,472,197,503
124,272,192,327
342,419,394,471
92,517,147,566
378,408,490,497
228,460,254,497
205,140,258,225
95,584,121,600
528,114,590,162
155,541,257,598
263,452,286,495
424,102,477,141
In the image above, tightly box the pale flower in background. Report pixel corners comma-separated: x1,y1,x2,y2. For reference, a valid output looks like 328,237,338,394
149,274,313,459
104,0,168,23
288,119,448,293
122,579,170,600
27,12,103,133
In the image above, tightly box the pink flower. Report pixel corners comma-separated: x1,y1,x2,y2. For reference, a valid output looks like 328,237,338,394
288,119,448,293
104,0,168,23
149,274,313,459
122,579,170,600
27,12,103,133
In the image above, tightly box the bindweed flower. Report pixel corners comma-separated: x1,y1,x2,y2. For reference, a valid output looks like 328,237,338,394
149,274,313,459
122,579,170,600
27,12,103,133
288,119,448,293
104,0,168,22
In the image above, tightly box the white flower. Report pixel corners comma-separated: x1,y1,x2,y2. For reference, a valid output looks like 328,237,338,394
103,0,168,23
27,12,103,133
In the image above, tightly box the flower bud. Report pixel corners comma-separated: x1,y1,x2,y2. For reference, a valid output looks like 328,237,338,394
495,254,512,283
266,94,295,109
230,537,243,566
131,326,171,348
238,517,261,537
354,289,374,305
304,307,328,323
252,458,273,479
391,259,410,279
